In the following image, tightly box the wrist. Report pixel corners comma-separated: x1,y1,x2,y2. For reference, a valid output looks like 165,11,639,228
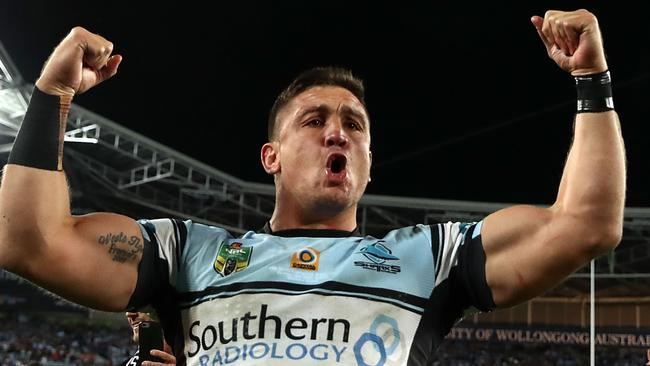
570,57,608,76
35,80,76,99
7,87,67,171
575,70,614,114
571,68,607,77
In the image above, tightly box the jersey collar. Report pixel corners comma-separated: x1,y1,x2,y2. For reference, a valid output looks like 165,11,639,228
259,222,361,237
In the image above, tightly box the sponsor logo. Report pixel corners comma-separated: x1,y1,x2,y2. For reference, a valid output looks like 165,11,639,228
354,241,401,274
214,242,253,277
354,314,404,366
186,305,404,366
290,247,320,271
187,304,350,363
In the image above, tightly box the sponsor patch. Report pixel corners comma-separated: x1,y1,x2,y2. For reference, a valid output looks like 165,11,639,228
290,247,320,271
183,298,418,366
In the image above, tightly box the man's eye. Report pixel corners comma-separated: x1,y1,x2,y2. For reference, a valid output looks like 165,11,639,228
307,119,323,126
347,121,360,130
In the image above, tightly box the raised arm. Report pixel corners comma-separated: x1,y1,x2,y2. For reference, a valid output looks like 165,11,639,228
0,27,141,311
481,10,626,307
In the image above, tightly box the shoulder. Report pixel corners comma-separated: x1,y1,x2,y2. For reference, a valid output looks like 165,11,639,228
137,218,235,245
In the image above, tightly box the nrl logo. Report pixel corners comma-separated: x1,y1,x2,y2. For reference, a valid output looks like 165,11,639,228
214,242,253,277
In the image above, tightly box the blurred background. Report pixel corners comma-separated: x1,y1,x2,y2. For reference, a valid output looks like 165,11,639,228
0,1,649,365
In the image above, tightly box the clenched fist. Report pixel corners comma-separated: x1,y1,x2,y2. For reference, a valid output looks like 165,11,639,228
35,27,122,97
531,9,608,76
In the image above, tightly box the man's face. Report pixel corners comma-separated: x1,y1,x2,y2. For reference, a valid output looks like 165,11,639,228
265,86,372,216
126,312,153,343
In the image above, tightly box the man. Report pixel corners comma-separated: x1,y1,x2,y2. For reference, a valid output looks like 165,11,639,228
0,9,625,366
122,312,176,366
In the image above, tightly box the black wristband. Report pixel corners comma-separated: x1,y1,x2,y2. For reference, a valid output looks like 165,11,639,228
575,70,614,113
7,87,64,171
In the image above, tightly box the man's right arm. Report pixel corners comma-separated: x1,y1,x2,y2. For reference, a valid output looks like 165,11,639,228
0,27,141,311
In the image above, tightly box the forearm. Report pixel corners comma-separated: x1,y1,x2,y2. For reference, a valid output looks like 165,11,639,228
0,167,72,269
0,89,72,272
554,110,625,245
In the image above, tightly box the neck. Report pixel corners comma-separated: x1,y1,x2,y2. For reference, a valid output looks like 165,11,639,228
270,193,358,232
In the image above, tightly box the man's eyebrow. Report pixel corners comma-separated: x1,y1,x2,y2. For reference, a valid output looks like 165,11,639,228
296,105,329,120
340,105,369,127
296,104,368,126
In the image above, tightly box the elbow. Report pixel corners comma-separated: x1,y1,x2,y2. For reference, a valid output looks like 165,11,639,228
0,216,26,272
0,226,44,275
582,222,623,257
0,229,17,272
0,241,20,274
599,224,623,251
553,203,624,256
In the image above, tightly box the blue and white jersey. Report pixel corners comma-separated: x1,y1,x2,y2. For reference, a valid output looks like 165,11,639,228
128,220,494,366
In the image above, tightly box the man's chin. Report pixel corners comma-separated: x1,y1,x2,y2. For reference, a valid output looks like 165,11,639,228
310,191,357,213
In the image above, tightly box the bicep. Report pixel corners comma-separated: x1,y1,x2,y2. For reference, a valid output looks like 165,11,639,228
23,212,144,311
482,204,595,307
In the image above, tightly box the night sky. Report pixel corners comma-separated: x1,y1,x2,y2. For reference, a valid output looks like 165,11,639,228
1,1,648,207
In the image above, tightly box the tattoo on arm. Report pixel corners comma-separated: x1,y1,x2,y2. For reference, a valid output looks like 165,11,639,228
97,232,144,263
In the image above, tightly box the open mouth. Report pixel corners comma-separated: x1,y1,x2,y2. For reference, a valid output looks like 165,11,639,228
326,153,348,183
328,154,347,173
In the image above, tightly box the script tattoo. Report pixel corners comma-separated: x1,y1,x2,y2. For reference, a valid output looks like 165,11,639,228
97,232,143,263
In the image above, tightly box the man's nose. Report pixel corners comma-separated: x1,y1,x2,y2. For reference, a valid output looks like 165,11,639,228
324,120,349,147
326,133,348,147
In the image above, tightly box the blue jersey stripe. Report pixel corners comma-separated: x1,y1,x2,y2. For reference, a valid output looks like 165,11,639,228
180,287,425,314
177,280,428,310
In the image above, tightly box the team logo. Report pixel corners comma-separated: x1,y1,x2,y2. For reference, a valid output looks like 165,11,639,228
359,242,399,264
214,242,253,277
355,241,401,274
290,247,320,271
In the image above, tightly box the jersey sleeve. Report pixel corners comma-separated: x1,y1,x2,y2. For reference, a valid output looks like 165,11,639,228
126,218,188,310
410,222,497,362
432,220,495,312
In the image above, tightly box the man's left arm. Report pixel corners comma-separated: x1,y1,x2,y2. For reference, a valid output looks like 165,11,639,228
480,9,626,307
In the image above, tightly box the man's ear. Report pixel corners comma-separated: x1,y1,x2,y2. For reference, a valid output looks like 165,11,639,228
368,150,373,182
261,142,281,175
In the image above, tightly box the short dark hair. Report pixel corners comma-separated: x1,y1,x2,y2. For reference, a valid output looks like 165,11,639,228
267,66,367,141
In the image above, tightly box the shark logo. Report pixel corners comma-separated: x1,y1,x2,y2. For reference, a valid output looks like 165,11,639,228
355,241,401,274
358,242,399,264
